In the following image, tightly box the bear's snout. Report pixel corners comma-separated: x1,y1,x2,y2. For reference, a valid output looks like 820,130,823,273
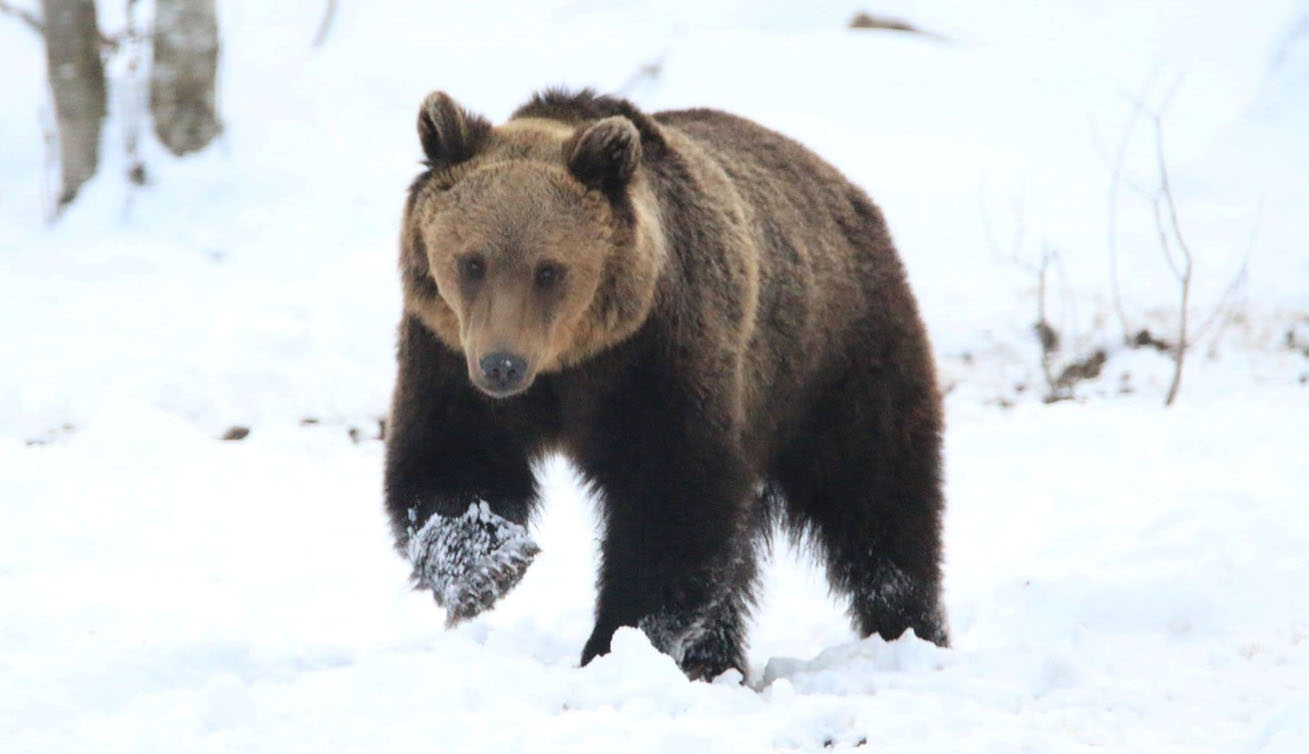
477,351,529,396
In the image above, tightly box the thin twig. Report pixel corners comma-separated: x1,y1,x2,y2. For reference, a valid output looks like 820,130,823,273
1164,263,1191,407
1192,199,1261,347
979,184,1036,272
1104,91,1148,343
1052,240,1079,357
1034,245,1064,401
1151,194,1180,279
0,0,41,33
1193,256,1248,348
1149,114,1193,407
1113,79,1193,406
1154,119,1192,284
312,0,338,48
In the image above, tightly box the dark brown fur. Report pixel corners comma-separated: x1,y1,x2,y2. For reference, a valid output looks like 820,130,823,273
386,89,947,679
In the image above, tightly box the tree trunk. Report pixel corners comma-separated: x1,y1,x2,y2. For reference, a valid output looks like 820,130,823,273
150,0,220,156
40,0,106,209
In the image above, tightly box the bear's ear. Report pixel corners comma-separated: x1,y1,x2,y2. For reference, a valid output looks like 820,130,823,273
565,116,641,195
417,91,490,170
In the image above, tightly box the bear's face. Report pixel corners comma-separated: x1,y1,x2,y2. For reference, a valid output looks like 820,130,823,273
403,93,664,398
420,163,611,396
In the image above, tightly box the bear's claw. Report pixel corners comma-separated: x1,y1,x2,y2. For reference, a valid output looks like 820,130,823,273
405,501,540,626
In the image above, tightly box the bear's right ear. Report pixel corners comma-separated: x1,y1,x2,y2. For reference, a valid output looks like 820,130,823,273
565,116,641,196
417,91,491,170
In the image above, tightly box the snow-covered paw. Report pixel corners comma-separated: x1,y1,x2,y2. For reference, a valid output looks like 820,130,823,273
638,606,747,681
405,501,540,627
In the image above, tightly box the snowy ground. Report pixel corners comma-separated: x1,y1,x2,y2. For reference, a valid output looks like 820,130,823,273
2,1,1308,751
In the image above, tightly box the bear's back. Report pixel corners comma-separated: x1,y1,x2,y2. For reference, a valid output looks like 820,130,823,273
654,107,919,391
654,106,904,301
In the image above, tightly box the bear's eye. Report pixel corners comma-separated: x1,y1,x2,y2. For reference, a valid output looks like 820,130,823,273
534,262,565,289
458,255,486,283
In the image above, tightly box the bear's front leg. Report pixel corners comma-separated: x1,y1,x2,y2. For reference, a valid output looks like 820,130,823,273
575,401,760,680
385,316,545,625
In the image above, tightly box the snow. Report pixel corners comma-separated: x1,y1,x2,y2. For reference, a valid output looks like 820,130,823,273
2,0,1307,751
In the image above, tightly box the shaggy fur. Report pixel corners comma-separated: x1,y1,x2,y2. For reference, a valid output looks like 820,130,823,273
385,88,948,680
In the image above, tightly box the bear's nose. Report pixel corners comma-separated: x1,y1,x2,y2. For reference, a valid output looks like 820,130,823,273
479,352,527,393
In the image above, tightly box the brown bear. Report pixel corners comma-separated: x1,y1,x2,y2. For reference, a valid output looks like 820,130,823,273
385,88,948,680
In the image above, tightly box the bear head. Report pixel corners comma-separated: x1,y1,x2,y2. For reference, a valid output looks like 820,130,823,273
401,91,666,398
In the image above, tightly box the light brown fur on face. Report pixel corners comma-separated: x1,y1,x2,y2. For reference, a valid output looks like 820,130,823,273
401,109,665,396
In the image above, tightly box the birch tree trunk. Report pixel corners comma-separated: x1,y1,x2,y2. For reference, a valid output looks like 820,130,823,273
150,0,220,156
40,0,106,209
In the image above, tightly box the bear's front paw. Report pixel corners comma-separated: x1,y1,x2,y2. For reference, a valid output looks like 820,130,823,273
405,501,540,627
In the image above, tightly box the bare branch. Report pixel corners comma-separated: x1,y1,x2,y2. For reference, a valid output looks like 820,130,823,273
1153,115,1193,286
1033,245,1065,402
1051,240,1079,355
979,184,1037,272
1103,91,1149,343
1193,254,1248,347
1113,77,1193,406
1102,86,1165,198
1151,192,1182,280
1149,115,1192,407
0,0,42,33
1163,267,1190,407
312,0,338,48
1193,199,1260,348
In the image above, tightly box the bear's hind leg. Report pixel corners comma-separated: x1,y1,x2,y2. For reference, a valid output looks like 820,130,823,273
773,367,948,647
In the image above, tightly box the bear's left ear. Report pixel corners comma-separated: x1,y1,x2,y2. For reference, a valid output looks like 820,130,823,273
565,116,641,195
